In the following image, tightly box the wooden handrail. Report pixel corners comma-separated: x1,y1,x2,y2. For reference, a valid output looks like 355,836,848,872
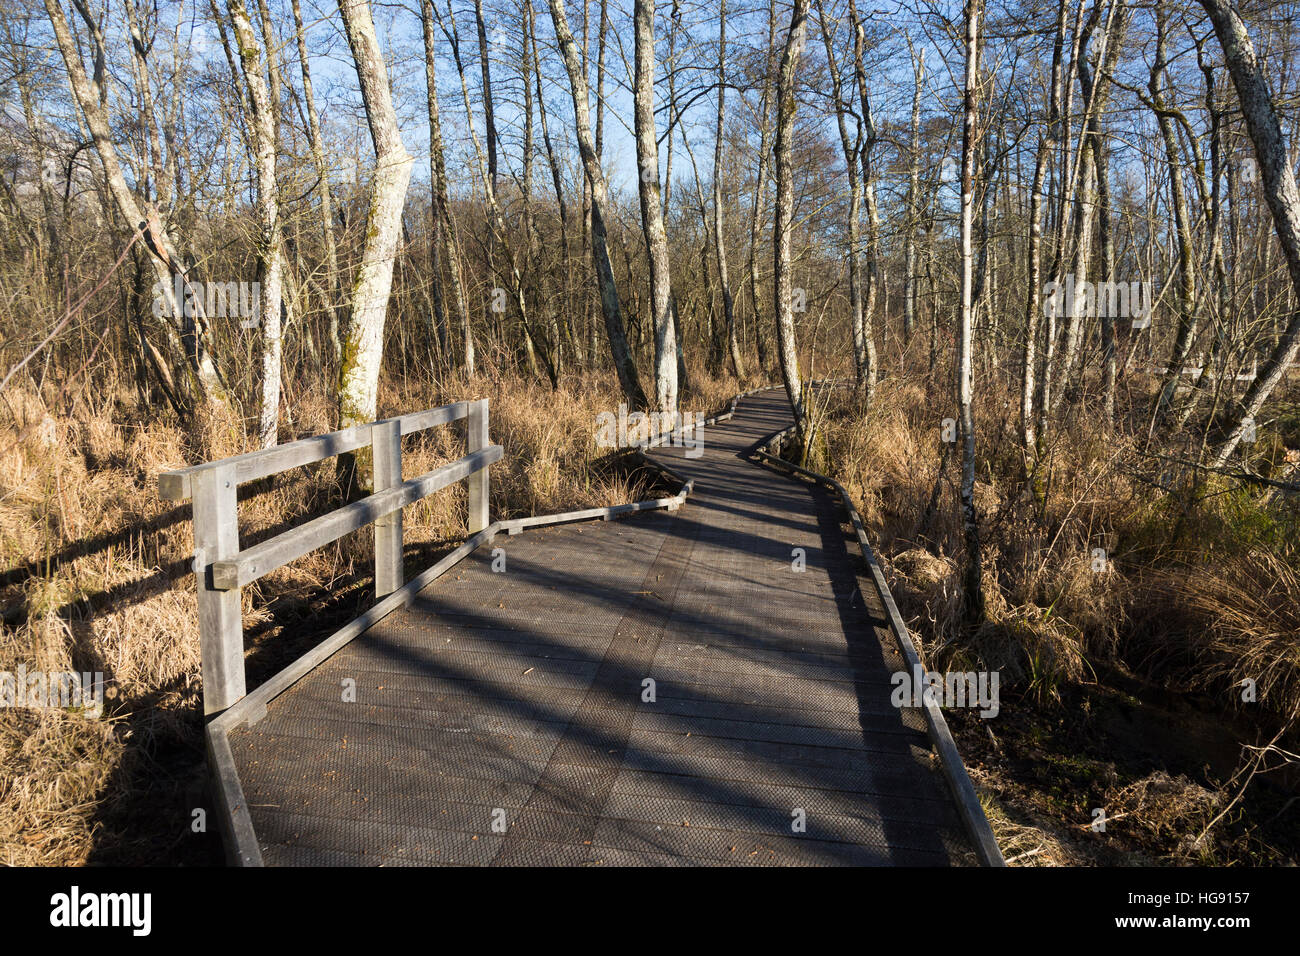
163,399,497,717
158,401,471,501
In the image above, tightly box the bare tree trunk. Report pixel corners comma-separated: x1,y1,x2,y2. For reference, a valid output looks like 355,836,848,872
291,0,342,363
904,41,924,351
227,0,283,448
335,0,414,478
473,0,498,190
440,0,549,385
773,0,811,443
1056,0,1124,396
957,0,984,625
546,0,648,409
421,0,473,374
849,2,879,399
1152,1,1199,419
1022,135,1049,460
746,0,777,377
1198,0,1300,464
711,0,743,382
632,0,678,411
44,0,230,414
815,0,867,389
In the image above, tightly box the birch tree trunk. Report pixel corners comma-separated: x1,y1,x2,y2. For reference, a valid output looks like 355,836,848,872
1022,135,1049,461
773,0,811,444
849,3,879,399
632,0,678,412
43,0,230,414
958,0,985,624
335,0,414,481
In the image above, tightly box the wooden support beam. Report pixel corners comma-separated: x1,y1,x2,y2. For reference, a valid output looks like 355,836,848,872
372,419,403,598
193,463,245,717
467,399,490,534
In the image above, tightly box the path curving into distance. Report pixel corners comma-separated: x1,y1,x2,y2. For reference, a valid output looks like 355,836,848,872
226,390,980,865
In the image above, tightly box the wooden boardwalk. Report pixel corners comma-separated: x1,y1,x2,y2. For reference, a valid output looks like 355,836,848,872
221,391,987,866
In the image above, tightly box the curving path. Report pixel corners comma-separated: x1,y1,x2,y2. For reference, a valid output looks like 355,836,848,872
226,390,979,865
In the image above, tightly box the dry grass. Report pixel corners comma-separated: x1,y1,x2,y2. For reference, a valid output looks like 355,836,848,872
821,376,1300,720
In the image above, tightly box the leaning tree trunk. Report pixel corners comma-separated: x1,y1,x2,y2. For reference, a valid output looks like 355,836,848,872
335,0,414,488
546,0,648,409
1198,0,1300,464
44,0,230,415
773,0,811,445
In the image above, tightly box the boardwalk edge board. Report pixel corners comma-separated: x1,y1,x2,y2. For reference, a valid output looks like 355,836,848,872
751,414,1006,868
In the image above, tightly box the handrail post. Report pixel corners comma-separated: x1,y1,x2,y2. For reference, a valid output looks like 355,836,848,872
193,463,245,716
373,419,403,598
467,399,489,534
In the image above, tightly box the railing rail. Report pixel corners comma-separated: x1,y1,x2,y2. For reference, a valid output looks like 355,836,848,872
160,399,500,717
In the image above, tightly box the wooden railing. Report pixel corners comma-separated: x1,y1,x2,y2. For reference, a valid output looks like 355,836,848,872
160,399,501,717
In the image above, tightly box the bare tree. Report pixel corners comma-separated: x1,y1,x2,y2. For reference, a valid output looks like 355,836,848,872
291,0,341,362
43,0,230,414
1198,0,1300,464
711,0,742,381
226,0,283,448
335,0,414,477
632,0,678,411
773,0,811,443
957,0,985,624
545,0,648,409
420,0,474,374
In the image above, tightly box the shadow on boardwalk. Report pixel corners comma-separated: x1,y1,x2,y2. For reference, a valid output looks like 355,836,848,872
226,392,977,866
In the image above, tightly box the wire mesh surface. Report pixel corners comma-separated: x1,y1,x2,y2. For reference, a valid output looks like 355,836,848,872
227,391,978,866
